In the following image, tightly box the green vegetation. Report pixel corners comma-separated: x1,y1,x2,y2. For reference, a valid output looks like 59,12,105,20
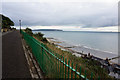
44,42,112,79
24,28,113,79
1,14,14,29
25,28,33,36
25,28,48,42
11,27,16,30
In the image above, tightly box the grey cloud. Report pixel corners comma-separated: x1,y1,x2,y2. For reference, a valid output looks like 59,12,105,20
2,2,117,28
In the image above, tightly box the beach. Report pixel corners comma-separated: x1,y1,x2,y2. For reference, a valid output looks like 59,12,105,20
47,37,119,64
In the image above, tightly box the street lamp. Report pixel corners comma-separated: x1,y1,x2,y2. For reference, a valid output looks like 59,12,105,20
19,20,21,33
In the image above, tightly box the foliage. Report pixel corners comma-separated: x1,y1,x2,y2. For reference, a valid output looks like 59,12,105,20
25,28,33,36
11,27,16,30
35,32,44,37
24,28,48,43
1,14,14,29
44,42,113,79
42,38,48,43
34,32,48,43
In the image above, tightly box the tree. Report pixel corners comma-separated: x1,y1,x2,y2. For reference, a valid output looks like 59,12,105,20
1,14,14,29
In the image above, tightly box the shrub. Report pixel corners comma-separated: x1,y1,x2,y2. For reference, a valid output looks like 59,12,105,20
25,28,33,36
34,32,48,43
42,37,48,43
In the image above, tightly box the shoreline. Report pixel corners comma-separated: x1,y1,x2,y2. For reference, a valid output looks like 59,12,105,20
47,37,119,64
47,37,120,78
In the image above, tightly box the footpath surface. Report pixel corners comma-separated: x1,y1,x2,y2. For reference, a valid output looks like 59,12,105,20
2,31,31,79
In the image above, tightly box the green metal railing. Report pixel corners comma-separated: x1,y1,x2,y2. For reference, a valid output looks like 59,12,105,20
21,30,93,79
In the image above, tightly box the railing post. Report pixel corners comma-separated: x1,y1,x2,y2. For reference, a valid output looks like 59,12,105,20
44,50,46,72
84,69,86,79
75,64,77,79
71,62,73,80
79,66,82,80
68,60,70,78
58,55,59,74
65,58,67,79
98,76,100,80
56,53,57,75
42,47,44,70
63,56,64,78
91,72,93,80
60,58,61,78
40,46,42,65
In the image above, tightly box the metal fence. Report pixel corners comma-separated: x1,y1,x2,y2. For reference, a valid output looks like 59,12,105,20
21,30,95,79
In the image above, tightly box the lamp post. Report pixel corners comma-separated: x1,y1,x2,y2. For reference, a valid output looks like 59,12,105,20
19,20,21,33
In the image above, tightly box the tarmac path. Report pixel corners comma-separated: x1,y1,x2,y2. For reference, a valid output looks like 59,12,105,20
2,31,31,79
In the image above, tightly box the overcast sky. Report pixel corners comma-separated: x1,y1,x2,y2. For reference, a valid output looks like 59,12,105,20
1,0,119,31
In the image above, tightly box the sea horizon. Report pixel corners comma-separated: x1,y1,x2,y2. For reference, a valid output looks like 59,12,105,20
32,29,119,33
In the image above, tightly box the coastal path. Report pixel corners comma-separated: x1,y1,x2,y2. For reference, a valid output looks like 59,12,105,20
2,31,31,78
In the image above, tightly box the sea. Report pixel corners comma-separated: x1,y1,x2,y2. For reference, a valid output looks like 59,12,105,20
33,31,119,63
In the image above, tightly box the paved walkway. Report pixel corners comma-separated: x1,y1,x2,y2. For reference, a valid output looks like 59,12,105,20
2,31,31,79
0,32,2,79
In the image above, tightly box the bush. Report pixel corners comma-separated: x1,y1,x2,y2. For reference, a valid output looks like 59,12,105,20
25,28,33,36
11,27,16,30
42,38,48,43
24,28,48,43
34,32,48,43
34,32,44,37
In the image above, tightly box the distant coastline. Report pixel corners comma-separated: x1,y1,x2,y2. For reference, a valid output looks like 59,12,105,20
32,29,63,31
32,29,119,33
63,31,119,33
